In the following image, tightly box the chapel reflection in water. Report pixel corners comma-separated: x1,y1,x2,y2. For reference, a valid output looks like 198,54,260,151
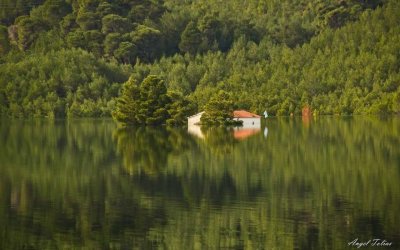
187,124,263,141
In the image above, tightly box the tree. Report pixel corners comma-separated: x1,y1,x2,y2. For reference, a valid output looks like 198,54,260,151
130,25,161,62
101,14,130,34
0,48,130,118
166,91,195,126
96,2,116,16
200,90,240,126
104,32,121,57
158,10,189,55
179,21,201,55
76,11,100,30
16,16,49,50
66,30,86,48
60,13,77,34
112,77,141,125
66,30,103,55
0,0,45,25
198,14,221,52
112,75,170,126
114,41,136,64
0,25,10,55
127,0,165,23
113,75,195,126
30,0,71,25
140,75,172,125
0,0,398,119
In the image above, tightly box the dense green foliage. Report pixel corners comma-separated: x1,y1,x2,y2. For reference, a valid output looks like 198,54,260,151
112,74,194,126
112,75,170,125
0,49,130,117
0,0,398,118
200,90,241,126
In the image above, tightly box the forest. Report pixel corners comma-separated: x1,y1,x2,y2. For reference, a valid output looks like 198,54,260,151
0,0,399,119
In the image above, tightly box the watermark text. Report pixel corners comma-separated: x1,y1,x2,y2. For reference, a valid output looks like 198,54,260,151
348,238,393,248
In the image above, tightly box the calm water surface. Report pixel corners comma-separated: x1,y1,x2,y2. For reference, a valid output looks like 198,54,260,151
0,117,399,249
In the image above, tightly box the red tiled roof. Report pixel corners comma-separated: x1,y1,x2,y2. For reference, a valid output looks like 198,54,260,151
233,110,261,118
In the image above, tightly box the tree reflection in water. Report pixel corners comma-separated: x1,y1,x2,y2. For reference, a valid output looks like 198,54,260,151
0,117,399,249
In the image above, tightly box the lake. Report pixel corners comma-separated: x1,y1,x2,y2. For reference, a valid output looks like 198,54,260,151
0,117,399,249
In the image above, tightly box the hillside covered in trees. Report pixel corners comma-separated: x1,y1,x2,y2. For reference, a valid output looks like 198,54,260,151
0,0,399,118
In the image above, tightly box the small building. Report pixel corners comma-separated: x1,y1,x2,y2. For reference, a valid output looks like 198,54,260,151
233,110,261,128
187,111,205,126
187,110,261,128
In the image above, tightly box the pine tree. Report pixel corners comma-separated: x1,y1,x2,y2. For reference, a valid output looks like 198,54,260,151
201,90,240,125
179,21,201,55
140,75,170,125
166,91,195,126
112,75,162,125
0,25,9,55
112,77,142,125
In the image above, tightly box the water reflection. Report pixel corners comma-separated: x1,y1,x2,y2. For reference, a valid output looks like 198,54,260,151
188,124,204,139
0,117,399,249
233,127,261,140
188,124,262,141
113,127,196,176
263,127,268,138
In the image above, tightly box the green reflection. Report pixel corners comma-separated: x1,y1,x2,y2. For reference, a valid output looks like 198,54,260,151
113,126,196,177
0,117,399,249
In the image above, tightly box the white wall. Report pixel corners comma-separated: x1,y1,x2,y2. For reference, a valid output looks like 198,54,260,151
235,118,261,128
189,113,261,128
188,112,203,126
